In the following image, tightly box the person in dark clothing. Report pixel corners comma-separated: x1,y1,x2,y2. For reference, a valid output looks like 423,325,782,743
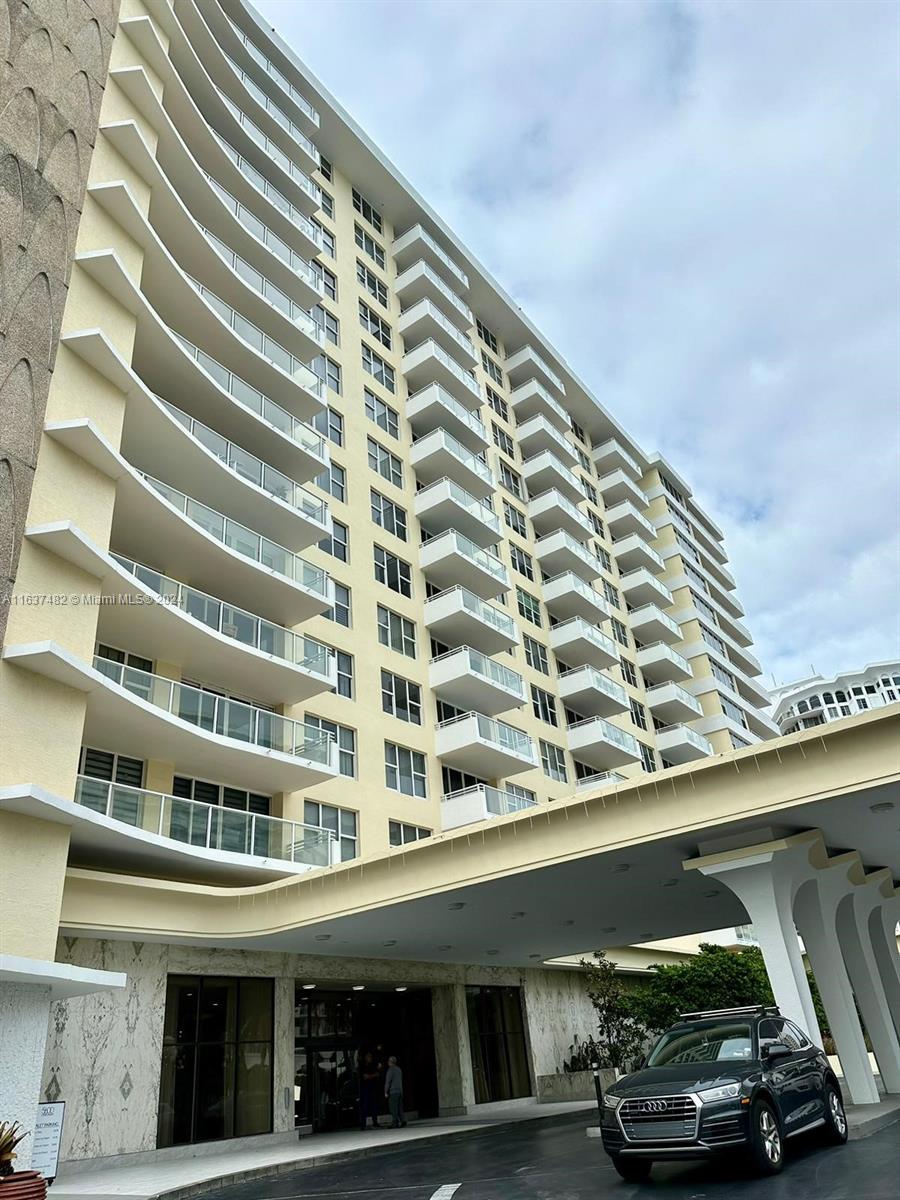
359,1051,383,1129
384,1055,406,1128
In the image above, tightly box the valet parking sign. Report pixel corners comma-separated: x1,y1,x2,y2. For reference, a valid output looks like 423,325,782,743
32,1102,65,1184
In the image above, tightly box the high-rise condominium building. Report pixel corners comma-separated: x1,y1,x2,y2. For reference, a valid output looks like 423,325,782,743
770,662,900,736
0,0,785,1168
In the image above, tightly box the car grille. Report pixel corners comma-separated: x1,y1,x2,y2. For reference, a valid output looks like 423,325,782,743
620,1095,697,1141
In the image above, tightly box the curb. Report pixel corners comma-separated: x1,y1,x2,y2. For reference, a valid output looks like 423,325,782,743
847,1101,900,1141
61,1107,594,1200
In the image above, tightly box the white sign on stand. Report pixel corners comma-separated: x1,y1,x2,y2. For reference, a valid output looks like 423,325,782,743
31,1101,65,1183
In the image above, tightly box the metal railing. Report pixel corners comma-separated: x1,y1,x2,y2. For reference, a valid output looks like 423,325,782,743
425,586,517,640
201,226,317,323
225,15,320,126
550,616,618,660
576,771,627,791
393,224,469,288
645,682,702,715
635,641,692,676
74,775,334,865
396,259,473,323
415,478,499,534
408,382,486,434
159,400,326,522
404,338,481,398
510,378,570,428
110,553,334,678
401,298,475,357
442,783,536,816
140,473,329,597
412,428,492,484
223,53,319,163
628,603,682,640
566,715,639,755
535,530,602,575
205,169,322,259
543,572,609,614
619,567,673,603
559,664,628,706
424,530,507,582
216,133,316,238
656,724,713,755
92,656,336,764
430,646,524,697
437,711,536,760
218,88,320,203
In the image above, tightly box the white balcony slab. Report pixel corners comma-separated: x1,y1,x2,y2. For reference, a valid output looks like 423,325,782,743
522,451,584,504
559,666,630,717
628,603,682,645
566,717,641,770
527,490,593,540
592,438,642,479
598,468,648,508
392,225,469,290
645,682,703,724
424,587,519,655
420,531,510,599
635,642,693,684
618,567,673,609
407,382,488,449
414,478,500,547
543,572,609,623
435,712,537,777
549,617,619,670
411,429,493,498
605,499,657,540
440,784,537,831
394,260,473,328
399,298,477,363
611,532,664,574
429,647,526,715
535,530,602,582
509,378,570,433
505,345,565,396
656,724,714,764
515,414,578,465
402,339,482,408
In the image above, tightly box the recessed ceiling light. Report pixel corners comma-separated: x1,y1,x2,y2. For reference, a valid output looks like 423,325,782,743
661,879,679,887
301,983,316,990
352,985,365,991
600,926,617,933
395,986,408,992
870,801,895,813
562,919,576,926
438,945,453,951
448,902,466,910
704,889,720,898
529,954,543,959
612,863,631,873
315,934,331,942
510,911,526,919
382,940,398,947
486,949,499,956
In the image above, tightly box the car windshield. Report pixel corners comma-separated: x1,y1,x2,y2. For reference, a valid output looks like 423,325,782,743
646,1021,753,1066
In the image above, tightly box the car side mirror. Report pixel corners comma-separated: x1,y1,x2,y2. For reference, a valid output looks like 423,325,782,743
764,1041,791,1062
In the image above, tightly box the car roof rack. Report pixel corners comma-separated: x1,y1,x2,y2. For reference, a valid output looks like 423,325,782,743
678,1005,781,1021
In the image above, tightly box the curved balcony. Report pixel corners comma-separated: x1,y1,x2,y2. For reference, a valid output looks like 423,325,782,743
393,224,469,291
522,451,584,504
72,776,336,879
516,414,578,466
429,646,526,716
619,567,673,609
411,429,493,498
407,383,488,448
566,716,640,770
510,379,570,433
549,617,619,670
528,489,593,540
402,339,483,409
399,299,478,364
395,260,474,329
628,603,682,645
543,572,610,623
655,724,714,765
414,478,500,547
506,345,566,397
22,523,335,705
558,666,629,717
435,711,538,777
535,530,602,582
122,391,329,550
441,785,536,832
2,643,337,794
420,531,510,600
424,586,519,655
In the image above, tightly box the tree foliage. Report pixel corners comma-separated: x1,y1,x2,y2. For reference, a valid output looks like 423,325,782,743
579,950,649,1070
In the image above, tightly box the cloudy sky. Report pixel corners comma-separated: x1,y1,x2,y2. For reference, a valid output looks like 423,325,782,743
259,0,900,688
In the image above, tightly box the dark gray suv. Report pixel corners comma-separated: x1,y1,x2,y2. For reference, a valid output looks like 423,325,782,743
599,1005,848,1182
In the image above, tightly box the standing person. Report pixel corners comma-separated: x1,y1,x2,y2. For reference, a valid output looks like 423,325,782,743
384,1055,406,1128
359,1051,383,1130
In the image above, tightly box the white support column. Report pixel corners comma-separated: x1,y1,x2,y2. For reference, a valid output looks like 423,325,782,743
836,880,900,1095
794,875,880,1105
868,898,900,1036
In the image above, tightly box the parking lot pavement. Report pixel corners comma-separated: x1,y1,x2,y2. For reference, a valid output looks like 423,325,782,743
201,1111,900,1200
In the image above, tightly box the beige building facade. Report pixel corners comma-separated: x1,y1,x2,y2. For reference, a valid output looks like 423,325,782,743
2,0,897,1177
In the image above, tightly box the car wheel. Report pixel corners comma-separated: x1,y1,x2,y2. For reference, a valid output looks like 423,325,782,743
748,1099,784,1174
823,1083,848,1144
611,1155,652,1182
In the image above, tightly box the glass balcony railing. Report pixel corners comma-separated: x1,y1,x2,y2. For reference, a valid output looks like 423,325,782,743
223,53,319,164
645,682,700,712
91,656,335,764
575,771,627,791
629,603,682,640
431,646,524,697
559,665,628,707
225,15,320,127
528,489,591,531
427,531,507,582
216,133,316,234
205,170,322,259
174,335,325,443
426,586,517,640
592,438,641,478
74,775,333,866
202,226,317,322
544,572,609,613
619,567,672,601
414,429,491,484
408,383,486,438
140,473,329,597
657,724,713,755
397,260,473,323
636,641,691,675
510,379,570,428
159,400,327,522
110,553,334,678
507,345,565,394
536,530,602,574
218,89,321,204
188,275,321,377
550,616,618,659
405,338,481,398
394,224,469,288
607,500,657,539
523,450,583,494
438,711,535,760
416,478,498,533
402,299,475,357
567,715,639,755
442,784,536,816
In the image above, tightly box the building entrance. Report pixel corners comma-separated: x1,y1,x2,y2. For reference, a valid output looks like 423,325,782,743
293,985,438,1131
465,985,531,1103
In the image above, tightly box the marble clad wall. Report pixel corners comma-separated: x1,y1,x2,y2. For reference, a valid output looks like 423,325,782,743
43,938,597,1162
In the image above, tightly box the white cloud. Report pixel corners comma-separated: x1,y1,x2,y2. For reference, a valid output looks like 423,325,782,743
257,0,900,685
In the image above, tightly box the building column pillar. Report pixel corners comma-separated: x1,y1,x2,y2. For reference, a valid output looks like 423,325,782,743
868,899,900,1036
836,876,900,1095
431,983,475,1115
794,874,880,1105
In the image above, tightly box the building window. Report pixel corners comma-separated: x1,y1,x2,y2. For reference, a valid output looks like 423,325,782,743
319,518,348,562
630,698,648,731
730,731,751,750
509,543,534,581
357,259,388,307
581,479,597,505
575,446,591,473
481,349,504,386
316,461,345,502
540,739,567,783
381,670,422,724
377,604,416,658
374,545,412,597
620,657,639,688
610,617,629,648
335,650,353,699
711,660,736,691
701,625,727,656
492,423,515,457
476,318,499,354
365,389,399,438
312,404,343,446
305,799,358,860
314,263,337,301
362,344,395,393
486,386,508,421
602,579,620,608
499,462,523,499
304,714,356,777
310,304,339,345
503,500,527,537
359,299,392,349
368,436,403,487
597,545,612,573
722,696,749,729
571,418,587,445
638,741,657,773
523,635,549,675
354,221,385,268
516,586,541,626
385,742,427,797
389,820,431,846
320,225,336,259
531,685,558,726
317,156,333,182
311,353,341,394
371,489,408,541
352,187,383,233
326,582,351,627
79,746,144,789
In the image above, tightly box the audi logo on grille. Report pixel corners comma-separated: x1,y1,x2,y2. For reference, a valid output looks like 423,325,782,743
641,1100,669,1113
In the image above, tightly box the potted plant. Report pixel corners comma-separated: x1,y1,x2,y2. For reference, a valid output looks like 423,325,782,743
0,1122,46,1198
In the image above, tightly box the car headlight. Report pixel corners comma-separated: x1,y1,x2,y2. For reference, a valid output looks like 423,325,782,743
603,1094,622,1110
697,1083,741,1104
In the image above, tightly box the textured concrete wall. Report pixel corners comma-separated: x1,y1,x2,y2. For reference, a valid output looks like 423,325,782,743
0,980,53,1168
0,0,119,643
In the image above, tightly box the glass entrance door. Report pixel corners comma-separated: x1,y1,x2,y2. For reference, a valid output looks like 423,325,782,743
312,1048,359,1131
465,985,531,1104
